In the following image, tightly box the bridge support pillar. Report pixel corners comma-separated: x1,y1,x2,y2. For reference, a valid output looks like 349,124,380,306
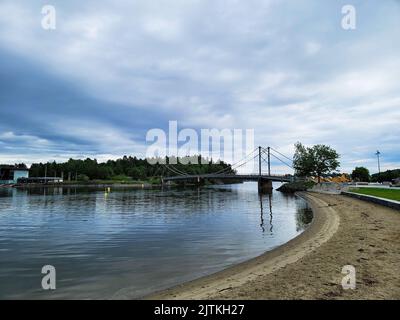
258,179,273,193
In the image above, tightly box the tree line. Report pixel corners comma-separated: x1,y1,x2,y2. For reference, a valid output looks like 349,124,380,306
28,156,234,181
293,142,400,183
352,167,400,183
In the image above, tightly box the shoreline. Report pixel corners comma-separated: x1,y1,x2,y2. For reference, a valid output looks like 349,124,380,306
146,192,340,300
146,192,400,300
9,182,160,189
9,182,243,190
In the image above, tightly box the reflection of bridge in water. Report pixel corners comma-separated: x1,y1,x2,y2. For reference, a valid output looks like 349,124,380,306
259,193,274,233
162,146,295,193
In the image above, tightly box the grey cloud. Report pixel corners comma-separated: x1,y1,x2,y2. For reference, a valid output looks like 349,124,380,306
0,0,399,172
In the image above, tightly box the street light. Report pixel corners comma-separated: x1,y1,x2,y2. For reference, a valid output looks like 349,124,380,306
375,150,381,182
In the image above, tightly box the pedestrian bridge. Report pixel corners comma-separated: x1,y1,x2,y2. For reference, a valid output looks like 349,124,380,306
163,174,292,183
162,147,294,192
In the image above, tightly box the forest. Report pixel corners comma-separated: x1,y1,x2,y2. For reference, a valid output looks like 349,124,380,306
28,156,234,182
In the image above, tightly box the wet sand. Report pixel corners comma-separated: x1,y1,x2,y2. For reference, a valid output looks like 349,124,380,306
147,192,400,300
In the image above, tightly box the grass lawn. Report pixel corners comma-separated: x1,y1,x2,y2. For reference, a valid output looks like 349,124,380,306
349,188,400,201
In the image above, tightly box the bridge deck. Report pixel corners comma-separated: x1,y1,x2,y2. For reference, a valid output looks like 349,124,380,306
163,174,292,183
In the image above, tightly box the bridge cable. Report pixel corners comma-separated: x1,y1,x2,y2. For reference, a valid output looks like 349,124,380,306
166,163,188,175
210,147,259,176
267,152,294,170
228,153,260,173
259,155,287,176
162,147,263,178
260,149,293,169
268,147,293,163
164,164,187,176
207,153,259,176
265,147,292,162
260,154,277,174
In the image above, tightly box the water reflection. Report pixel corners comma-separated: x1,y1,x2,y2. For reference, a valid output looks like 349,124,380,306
268,193,273,233
259,195,265,233
295,206,313,231
0,182,312,299
258,193,274,233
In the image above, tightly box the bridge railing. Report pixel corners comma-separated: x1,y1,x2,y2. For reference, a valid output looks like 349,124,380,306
163,173,293,181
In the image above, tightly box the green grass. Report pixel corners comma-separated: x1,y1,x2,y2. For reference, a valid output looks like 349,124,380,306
349,188,400,201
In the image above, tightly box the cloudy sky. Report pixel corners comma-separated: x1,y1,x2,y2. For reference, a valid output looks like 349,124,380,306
0,0,399,173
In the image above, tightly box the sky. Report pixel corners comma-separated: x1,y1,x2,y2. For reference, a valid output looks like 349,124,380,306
0,0,399,174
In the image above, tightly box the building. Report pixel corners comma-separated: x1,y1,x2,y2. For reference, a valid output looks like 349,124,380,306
0,165,29,184
17,177,64,184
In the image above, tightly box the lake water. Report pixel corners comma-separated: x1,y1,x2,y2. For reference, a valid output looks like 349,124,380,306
0,182,312,299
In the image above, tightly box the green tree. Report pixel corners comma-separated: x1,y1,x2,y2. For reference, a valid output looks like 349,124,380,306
371,169,400,183
77,174,90,182
293,142,314,177
351,167,370,182
293,142,340,183
28,155,234,181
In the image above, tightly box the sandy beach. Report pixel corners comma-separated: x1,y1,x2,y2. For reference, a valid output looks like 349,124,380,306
147,192,400,300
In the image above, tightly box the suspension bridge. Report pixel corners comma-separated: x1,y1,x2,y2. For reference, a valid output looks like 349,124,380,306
162,146,295,192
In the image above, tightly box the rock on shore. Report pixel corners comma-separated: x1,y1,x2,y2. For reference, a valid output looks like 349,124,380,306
277,181,315,193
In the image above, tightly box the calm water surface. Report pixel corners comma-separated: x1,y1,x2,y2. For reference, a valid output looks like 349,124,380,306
0,182,312,299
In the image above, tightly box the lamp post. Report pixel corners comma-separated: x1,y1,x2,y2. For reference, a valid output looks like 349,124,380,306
375,150,381,182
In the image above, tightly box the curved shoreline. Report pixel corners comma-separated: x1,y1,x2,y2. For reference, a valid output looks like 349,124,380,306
145,192,340,300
